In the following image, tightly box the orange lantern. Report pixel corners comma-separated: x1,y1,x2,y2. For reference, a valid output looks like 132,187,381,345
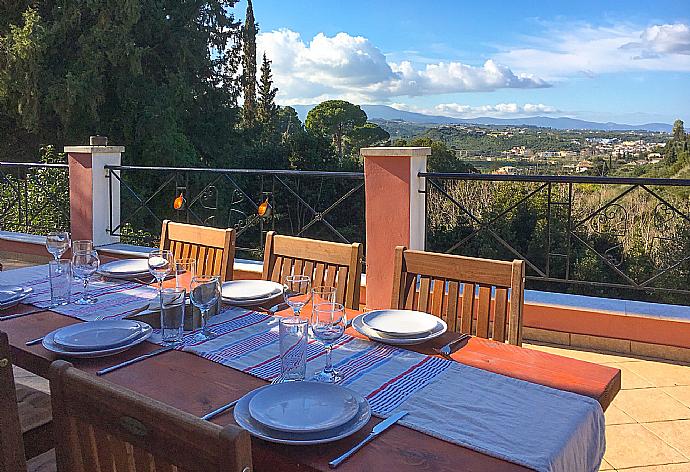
257,198,271,218
173,192,185,210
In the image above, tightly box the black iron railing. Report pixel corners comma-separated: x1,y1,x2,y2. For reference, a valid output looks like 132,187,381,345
0,162,70,235
105,165,365,260
420,172,690,304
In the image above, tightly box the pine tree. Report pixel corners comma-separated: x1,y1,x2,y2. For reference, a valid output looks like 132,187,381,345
242,0,257,125
257,53,278,126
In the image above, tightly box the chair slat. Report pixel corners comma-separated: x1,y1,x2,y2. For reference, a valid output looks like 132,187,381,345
324,264,337,289
476,286,492,338
335,266,348,305
91,427,114,472
313,263,326,288
262,232,362,309
430,278,444,318
417,277,431,312
446,281,459,331
75,421,99,470
460,283,475,335
132,446,154,471
493,288,509,343
280,257,293,283
270,256,283,283
404,274,416,310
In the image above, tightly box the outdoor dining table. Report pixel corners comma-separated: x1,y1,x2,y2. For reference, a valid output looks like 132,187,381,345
2,288,621,472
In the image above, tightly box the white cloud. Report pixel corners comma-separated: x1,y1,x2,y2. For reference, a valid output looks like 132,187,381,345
494,22,690,79
257,29,549,104
435,102,559,118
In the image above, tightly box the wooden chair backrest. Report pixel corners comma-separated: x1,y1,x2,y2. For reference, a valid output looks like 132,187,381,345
391,247,525,346
262,232,363,309
0,331,28,472
48,360,252,472
160,220,236,282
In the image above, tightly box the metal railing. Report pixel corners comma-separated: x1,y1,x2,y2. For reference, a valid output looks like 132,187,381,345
105,165,366,260
0,162,70,235
420,172,690,304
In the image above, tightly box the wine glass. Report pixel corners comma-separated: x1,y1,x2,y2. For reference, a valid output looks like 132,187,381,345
72,240,94,253
189,275,221,342
148,249,174,293
72,250,100,305
46,232,70,261
311,303,347,383
283,275,312,316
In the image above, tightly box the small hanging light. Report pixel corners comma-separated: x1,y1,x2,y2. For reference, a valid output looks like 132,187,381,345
173,192,185,210
257,198,271,218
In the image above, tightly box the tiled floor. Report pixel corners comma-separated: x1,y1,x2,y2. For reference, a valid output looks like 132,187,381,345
527,343,690,471
11,341,690,470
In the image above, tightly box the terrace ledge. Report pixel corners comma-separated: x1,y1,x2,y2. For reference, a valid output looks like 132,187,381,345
360,147,431,157
63,146,125,154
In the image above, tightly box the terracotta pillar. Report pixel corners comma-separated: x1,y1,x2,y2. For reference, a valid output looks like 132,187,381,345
65,142,124,246
361,147,430,309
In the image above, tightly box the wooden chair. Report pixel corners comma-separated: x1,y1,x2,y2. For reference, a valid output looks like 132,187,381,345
262,232,363,309
160,220,236,282
48,360,252,472
0,331,55,472
391,247,525,346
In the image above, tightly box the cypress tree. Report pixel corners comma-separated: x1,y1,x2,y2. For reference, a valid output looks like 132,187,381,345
257,53,278,126
242,0,257,125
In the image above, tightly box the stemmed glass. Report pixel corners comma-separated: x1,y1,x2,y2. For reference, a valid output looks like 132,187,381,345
72,250,100,305
72,240,94,253
190,275,221,342
148,249,174,293
312,303,347,383
46,232,70,261
283,275,312,316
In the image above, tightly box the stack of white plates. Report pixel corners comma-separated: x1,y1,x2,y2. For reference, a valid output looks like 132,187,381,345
221,280,283,306
352,309,447,345
234,381,371,445
41,320,152,358
98,259,150,280
0,285,32,310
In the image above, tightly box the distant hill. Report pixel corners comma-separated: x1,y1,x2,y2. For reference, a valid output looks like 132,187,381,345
289,104,672,133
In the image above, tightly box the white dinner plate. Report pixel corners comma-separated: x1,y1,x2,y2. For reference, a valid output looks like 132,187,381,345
221,280,283,301
234,384,371,445
98,259,150,278
361,309,440,337
0,286,32,310
42,322,152,358
353,314,447,345
53,320,145,351
248,382,360,433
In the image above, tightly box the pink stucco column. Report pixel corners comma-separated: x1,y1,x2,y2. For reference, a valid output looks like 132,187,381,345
65,142,124,245
361,147,430,309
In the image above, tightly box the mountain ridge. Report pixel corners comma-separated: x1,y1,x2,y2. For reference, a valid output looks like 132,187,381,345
289,104,672,133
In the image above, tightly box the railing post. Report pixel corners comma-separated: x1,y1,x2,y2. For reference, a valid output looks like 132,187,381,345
361,147,430,309
65,137,124,246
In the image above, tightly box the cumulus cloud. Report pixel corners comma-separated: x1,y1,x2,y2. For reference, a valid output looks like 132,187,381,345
435,102,559,118
257,29,549,104
494,22,690,79
622,24,690,56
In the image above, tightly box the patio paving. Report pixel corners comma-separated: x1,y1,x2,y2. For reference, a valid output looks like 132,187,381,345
527,343,690,471
9,325,690,470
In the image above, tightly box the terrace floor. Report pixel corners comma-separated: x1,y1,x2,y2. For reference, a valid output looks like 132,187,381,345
12,343,690,471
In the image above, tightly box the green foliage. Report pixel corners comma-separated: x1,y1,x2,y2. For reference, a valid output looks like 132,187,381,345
241,0,257,126
0,1,243,167
257,53,278,127
393,136,478,173
305,100,368,159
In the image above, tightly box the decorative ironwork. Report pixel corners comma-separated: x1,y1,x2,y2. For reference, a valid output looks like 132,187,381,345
106,166,365,261
421,172,690,303
0,162,70,235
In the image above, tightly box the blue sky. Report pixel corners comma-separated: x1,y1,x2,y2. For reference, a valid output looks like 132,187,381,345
243,0,690,124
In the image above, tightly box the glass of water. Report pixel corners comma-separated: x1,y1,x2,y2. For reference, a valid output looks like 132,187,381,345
72,250,100,305
46,232,70,261
189,275,220,342
160,288,186,345
312,285,336,308
283,275,311,316
279,316,308,381
311,303,347,383
48,260,72,306
174,258,197,291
